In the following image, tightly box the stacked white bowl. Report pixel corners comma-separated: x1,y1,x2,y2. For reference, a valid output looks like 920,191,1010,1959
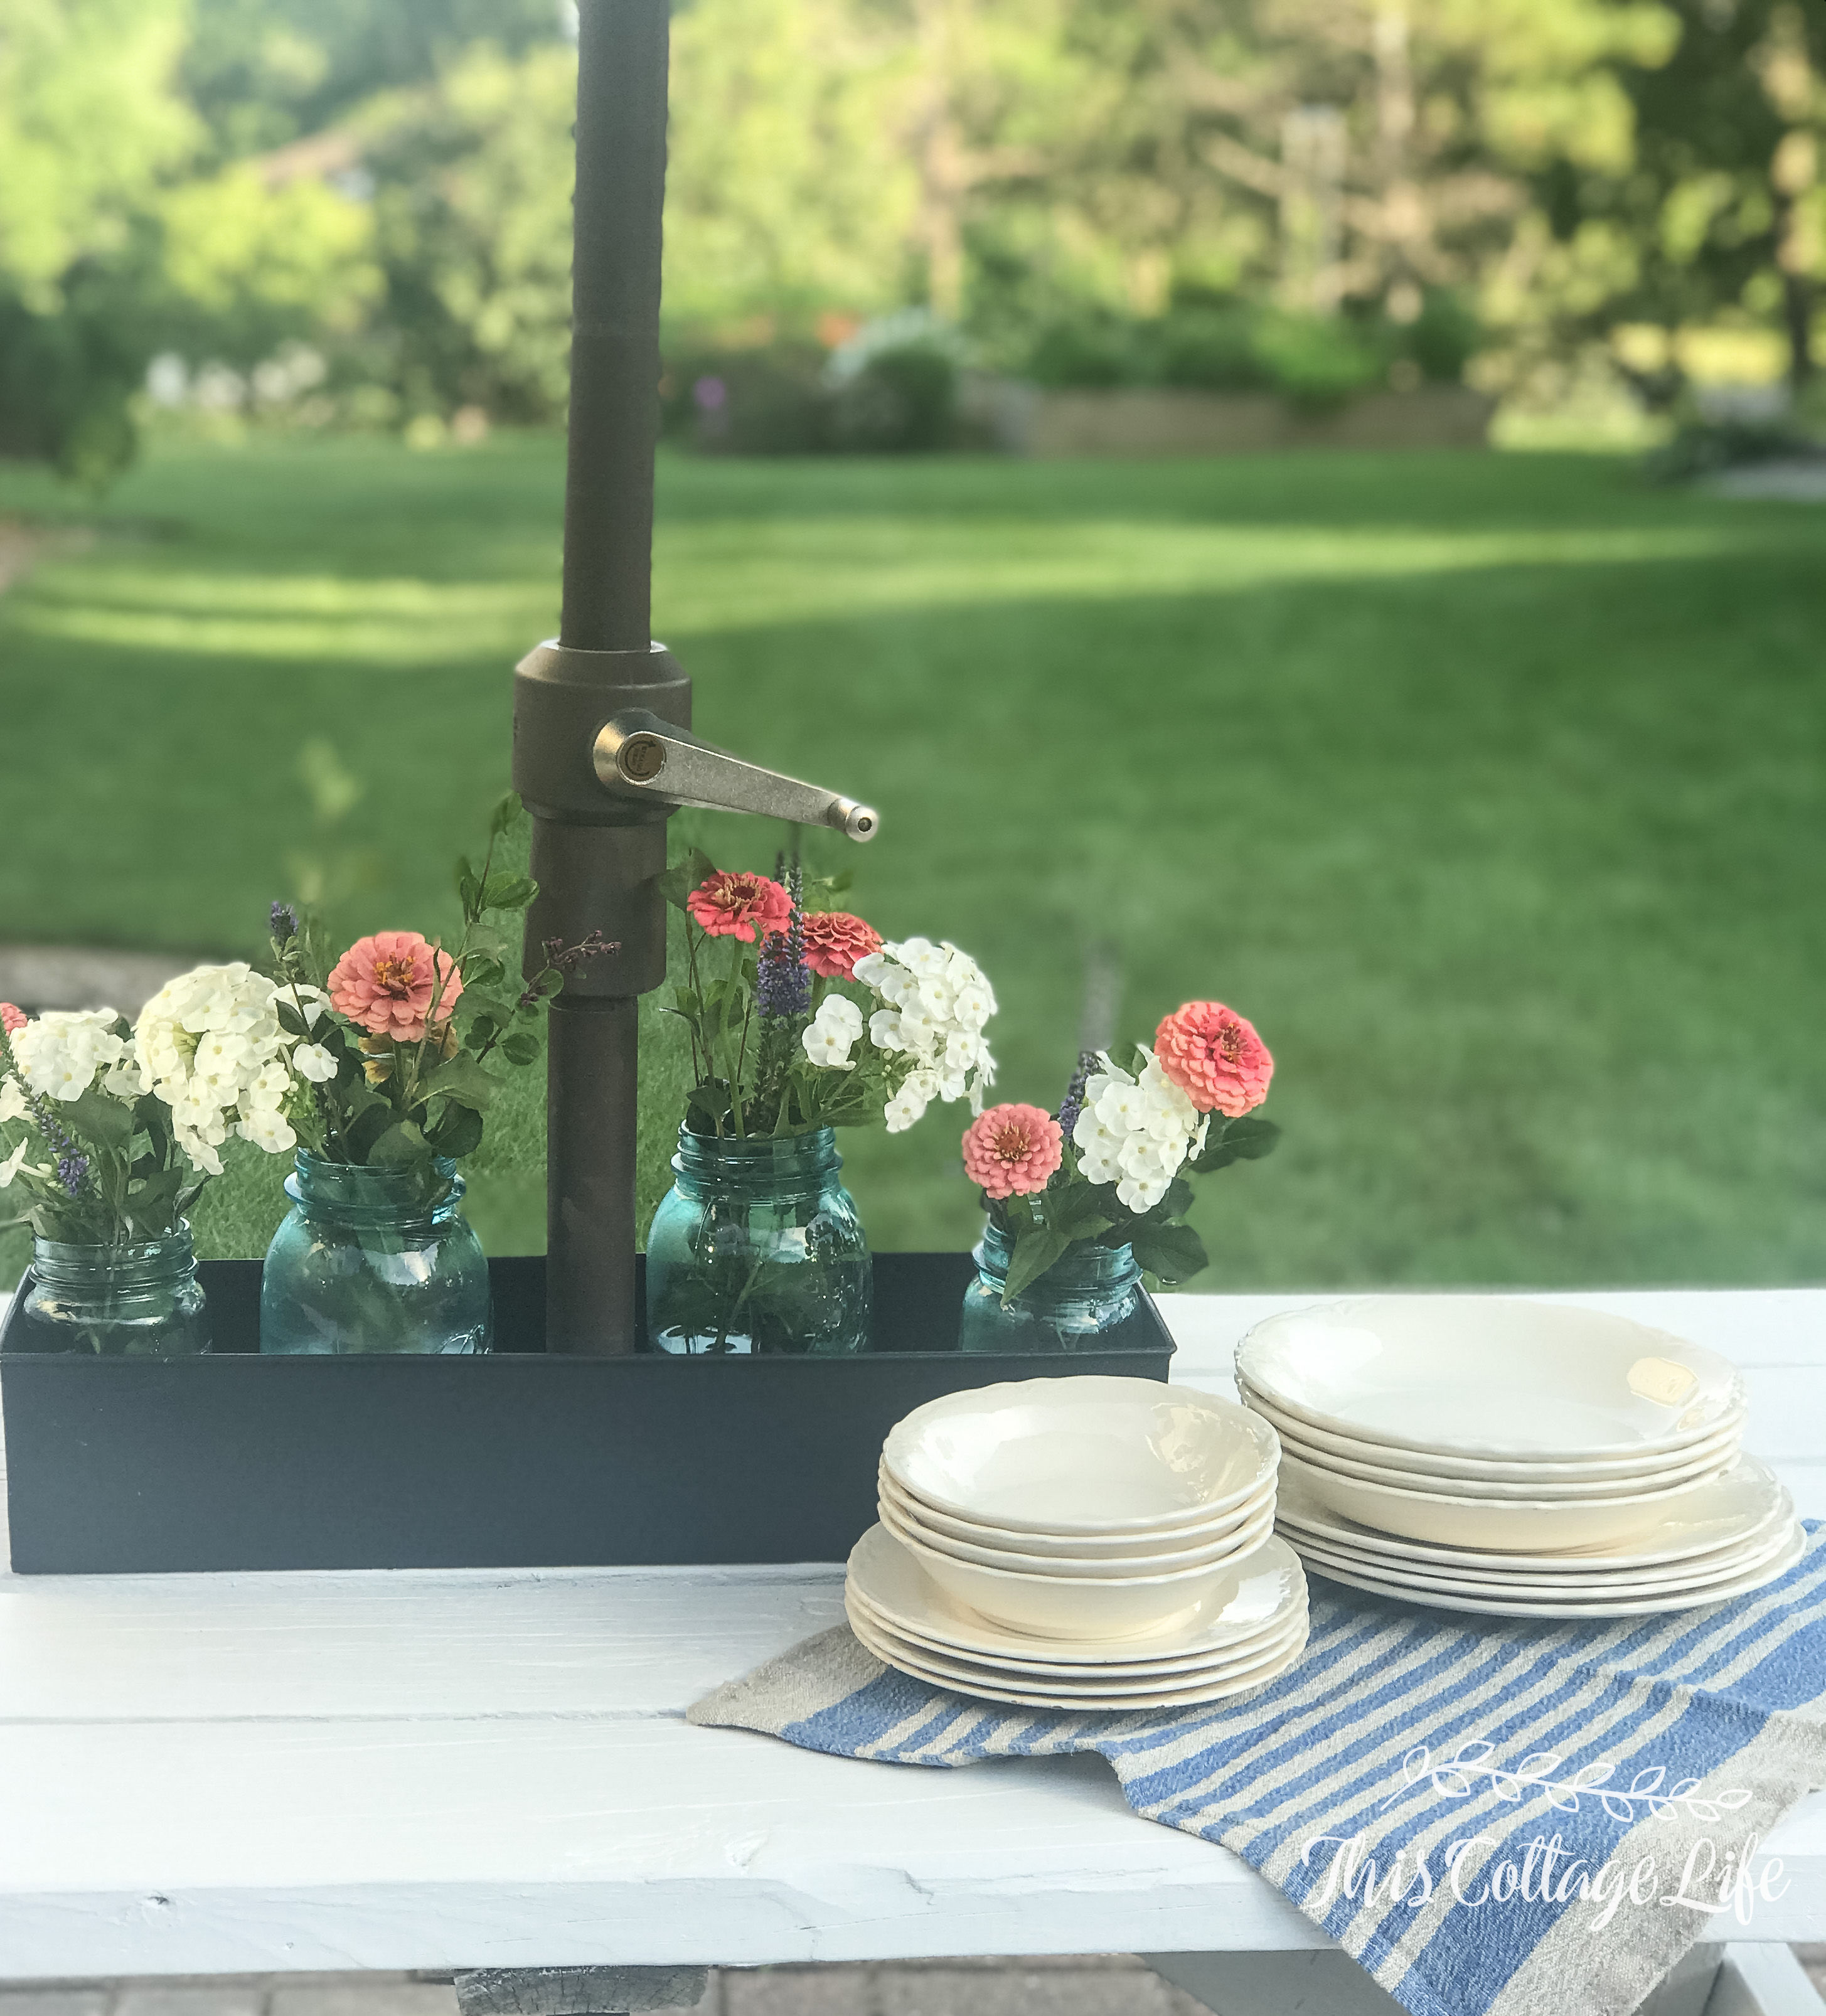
1237,1297,1804,1618
847,1375,1309,1710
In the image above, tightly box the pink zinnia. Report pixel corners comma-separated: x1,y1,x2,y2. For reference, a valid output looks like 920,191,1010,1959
686,870,793,943
1154,1001,1273,1116
962,1103,1064,1200
801,910,882,979
327,931,464,1043
0,1003,24,1036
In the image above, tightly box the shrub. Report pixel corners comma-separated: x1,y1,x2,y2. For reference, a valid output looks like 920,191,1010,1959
829,342,958,451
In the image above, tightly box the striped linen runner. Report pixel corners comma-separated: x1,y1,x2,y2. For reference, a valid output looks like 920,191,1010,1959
690,1524,1826,2016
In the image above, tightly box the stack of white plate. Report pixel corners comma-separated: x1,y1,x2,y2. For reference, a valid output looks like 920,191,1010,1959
847,1375,1309,1709
1237,1297,1804,1618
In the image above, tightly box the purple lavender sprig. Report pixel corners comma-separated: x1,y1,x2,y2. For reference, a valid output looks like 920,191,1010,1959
1057,1050,1098,1141
757,858,809,1020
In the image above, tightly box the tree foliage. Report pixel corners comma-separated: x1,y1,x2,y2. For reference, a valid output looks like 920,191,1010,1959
0,0,1819,480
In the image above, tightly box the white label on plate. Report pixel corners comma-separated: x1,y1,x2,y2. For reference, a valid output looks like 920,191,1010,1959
1627,1357,1699,1409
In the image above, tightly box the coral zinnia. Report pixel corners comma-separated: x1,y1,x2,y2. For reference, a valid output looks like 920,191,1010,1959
0,1003,24,1036
962,1102,1064,1200
327,931,464,1043
1153,1001,1273,1116
801,910,882,979
686,870,793,943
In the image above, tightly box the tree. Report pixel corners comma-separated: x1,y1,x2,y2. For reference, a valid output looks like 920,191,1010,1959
1572,0,1826,390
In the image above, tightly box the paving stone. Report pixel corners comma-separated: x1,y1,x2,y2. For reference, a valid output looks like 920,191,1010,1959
270,1986,457,2016
0,1993,113,2016
116,1989,266,2016
876,1963,1190,2016
722,1967,870,2016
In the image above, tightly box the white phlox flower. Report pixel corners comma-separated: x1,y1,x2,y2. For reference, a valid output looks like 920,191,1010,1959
1072,1046,1202,1213
136,964,313,1170
9,1010,131,1104
0,1138,33,1187
802,993,864,1070
850,938,998,1125
292,1042,338,1083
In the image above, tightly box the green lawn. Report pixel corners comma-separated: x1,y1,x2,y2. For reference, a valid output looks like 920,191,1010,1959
1,433,1823,1291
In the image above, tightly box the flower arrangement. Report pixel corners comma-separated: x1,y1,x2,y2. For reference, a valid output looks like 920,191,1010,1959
660,848,996,1139
262,794,594,1190
962,1000,1279,1304
0,975,314,1245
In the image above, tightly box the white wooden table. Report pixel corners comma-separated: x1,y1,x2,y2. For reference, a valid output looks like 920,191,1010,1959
0,1291,1820,2014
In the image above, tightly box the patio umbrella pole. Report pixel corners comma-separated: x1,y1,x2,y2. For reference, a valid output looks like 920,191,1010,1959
515,0,878,1356
516,0,688,1357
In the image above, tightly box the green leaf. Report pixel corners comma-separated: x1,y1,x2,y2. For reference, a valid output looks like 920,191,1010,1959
1191,1115,1281,1173
1001,1225,1073,1304
342,1102,397,1163
420,1053,497,1111
370,1120,431,1166
274,998,309,1039
462,951,507,991
657,846,717,912
65,1087,132,1150
499,1032,541,1066
478,873,537,913
489,791,524,838
427,1102,484,1160
1129,1220,1210,1284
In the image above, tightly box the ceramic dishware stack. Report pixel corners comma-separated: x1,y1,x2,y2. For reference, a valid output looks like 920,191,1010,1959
846,1375,1309,1709
1236,1297,1804,1618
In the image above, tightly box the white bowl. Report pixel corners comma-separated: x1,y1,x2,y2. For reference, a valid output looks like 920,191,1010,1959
1278,1451,1735,1554
1268,1424,1736,1500
849,1601,1310,1710
1238,1296,1743,1460
878,1462,1276,1558
880,1485,1276,1578
887,1514,1244,1640
848,1523,1309,1665
1238,1380,1744,1483
883,1376,1279,1534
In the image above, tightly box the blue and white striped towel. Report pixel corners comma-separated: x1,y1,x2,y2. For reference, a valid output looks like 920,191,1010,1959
690,1524,1826,2016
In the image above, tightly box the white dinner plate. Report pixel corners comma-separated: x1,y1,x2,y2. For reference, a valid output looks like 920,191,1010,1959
846,1594,1308,1696
1284,1513,1801,1602
846,1576,1306,1678
879,1479,1276,1577
1293,1519,1807,1619
878,1462,1276,1558
1275,1455,1790,1571
1266,1425,1736,1501
1239,1380,1744,1485
1279,1451,1734,1552
1237,1297,1744,1459
882,1377,1279,1533
846,1522,1307,1665
848,1602,1310,1710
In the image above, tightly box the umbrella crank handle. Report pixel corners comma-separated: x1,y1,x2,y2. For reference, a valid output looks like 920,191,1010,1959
594,711,880,841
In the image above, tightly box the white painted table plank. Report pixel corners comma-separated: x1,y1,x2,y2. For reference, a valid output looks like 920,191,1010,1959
0,1289,1819,1977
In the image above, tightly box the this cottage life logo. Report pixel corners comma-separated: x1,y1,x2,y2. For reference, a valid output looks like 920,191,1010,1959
1297,1740,1789,1930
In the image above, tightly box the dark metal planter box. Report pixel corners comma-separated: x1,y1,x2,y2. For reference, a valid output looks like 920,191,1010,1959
0,1252,1174,1575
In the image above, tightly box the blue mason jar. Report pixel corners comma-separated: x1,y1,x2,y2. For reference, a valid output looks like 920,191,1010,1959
643,1126,871,1355
958,1219,1152,1353
13,1225,210,1356
260,1153,491,1355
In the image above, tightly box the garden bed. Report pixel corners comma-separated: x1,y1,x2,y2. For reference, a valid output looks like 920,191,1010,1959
1005,384,1493,457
